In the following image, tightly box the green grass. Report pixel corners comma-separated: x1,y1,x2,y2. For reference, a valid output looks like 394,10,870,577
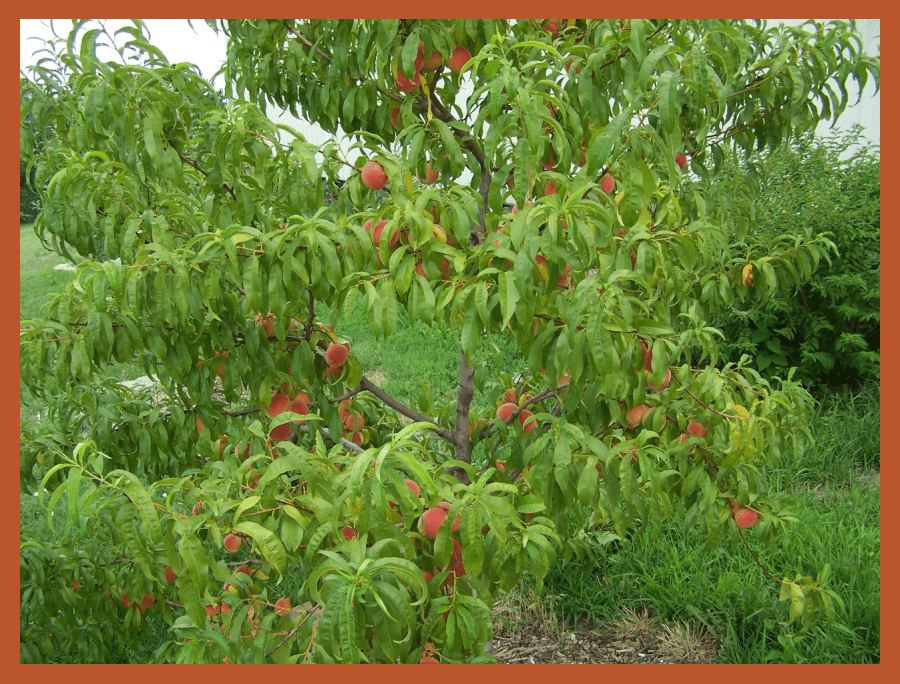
534,480,879,663
328,299,523,412
19,223,145,390
20,222,75,321
526,381,880,664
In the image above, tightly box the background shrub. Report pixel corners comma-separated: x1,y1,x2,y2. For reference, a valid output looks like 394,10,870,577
712,127,880,392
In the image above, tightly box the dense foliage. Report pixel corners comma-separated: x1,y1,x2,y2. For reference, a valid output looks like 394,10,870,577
20,19,877,663
20,157,41,223
712,127,880,390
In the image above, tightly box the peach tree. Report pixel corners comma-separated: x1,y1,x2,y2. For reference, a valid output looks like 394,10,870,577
20,19,878,663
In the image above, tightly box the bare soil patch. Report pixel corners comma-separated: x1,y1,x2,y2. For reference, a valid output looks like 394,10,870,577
484,592,720,665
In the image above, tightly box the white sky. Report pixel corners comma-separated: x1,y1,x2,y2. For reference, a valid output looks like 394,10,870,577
21,18,880,159
20,19,227,85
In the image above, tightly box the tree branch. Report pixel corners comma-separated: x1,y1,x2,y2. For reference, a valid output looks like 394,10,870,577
358,375,455,442
452,349,476,468
295,424,365,454
266,609,315,657
285,22,332,62
310,342,454,442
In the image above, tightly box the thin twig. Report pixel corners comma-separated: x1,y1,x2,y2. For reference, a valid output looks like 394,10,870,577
266,608,315,657
675,374,751,420
737,525,783,584
284,23,332,62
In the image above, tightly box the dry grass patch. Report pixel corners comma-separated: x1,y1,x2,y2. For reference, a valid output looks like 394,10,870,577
485,590,720,664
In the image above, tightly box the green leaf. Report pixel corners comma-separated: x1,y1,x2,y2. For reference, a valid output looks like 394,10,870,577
634,319,675,336
233,495,261,525
636,44,673,86
475,279,490,329
142,112,163,178
234,521,288,573
787,582,805,625
430,119,464,174
119,476,163,545
586,106,632,177
681,463,704,497
576,459,599,507
257,453,304,489
658,71,679,133
66,466,83,530
177,532,209,595
620,159,653,228
498,272,520,331
175,574,207,629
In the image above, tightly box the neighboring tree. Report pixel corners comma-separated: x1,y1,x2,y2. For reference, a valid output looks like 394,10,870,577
20,19,878,664
711,126,880,391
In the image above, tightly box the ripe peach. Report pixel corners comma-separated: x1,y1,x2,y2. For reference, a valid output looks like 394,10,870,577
223,534,242,554
447,46,472,73
420,43,443,72
624,405,650,429
518,409,536,433
601,174,615,195
214,351,228,377
418,505,460,538
275,597,292,616
325,342,349,368
270,422,292,442
255,311,276,337
687,420,708,438
361,161,388,190
268,392,290,417
542,19,560,39
735,508,759,528
397,70,422,93
419,162,439,185
646,368,672,391
496,402,518,423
